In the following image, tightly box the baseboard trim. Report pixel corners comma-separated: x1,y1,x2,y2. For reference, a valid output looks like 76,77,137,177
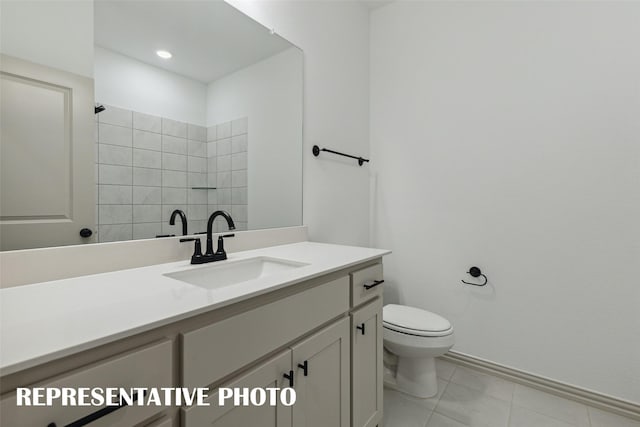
441,351,640,421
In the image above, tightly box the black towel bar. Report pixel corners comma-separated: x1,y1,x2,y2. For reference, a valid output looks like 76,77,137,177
312,145,369,166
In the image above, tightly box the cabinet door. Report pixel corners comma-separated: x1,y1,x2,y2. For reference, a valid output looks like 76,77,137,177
351,298,383,427
182,350,292,427
291,317,350,427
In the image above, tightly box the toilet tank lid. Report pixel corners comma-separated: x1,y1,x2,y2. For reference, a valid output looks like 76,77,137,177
383,304,451,332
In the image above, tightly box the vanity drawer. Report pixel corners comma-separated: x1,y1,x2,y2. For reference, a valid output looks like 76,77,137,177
182,276,349,389
351,263,384,307
0,340,172,427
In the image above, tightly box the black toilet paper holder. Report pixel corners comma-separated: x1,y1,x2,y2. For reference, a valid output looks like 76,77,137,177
462,266,488,287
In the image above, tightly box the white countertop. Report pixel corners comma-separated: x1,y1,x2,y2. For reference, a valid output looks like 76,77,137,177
0,242,389,376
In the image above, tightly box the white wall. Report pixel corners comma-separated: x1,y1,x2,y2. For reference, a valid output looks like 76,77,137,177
207,48,303,230
371,2,640,403
228,1,371,246
94,47,207,125
0,0,93,77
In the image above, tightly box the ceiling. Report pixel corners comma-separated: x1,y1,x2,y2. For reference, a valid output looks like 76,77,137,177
94,1,295,83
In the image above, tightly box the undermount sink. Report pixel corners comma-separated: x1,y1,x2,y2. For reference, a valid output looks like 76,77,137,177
164,256,309,290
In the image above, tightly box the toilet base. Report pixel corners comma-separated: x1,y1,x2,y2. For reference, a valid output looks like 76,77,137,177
384,356,438,398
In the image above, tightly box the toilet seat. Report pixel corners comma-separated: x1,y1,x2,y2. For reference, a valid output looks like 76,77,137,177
383,304,453,337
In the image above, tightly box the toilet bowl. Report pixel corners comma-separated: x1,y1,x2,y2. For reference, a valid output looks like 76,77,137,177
383,304,455,398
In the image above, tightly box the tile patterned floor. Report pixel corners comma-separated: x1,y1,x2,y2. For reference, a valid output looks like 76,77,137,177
383,358,640,427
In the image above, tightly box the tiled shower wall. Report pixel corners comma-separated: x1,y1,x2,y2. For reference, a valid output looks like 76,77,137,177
207,119,248,233
95,104,248,242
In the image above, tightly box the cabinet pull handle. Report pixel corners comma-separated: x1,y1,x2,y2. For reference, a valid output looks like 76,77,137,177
357,323,366,335
363,279,384,290
283,370,294,387
48,391,145,427
298,360,309,376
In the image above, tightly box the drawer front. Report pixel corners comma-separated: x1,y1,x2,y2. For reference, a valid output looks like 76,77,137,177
350,263,383,307
182,276,349,389
0,340,172,427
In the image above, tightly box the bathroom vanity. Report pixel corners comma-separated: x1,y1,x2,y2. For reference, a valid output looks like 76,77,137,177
0,242,389,427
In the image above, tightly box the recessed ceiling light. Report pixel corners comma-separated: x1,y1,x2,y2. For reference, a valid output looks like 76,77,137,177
156,50,172,59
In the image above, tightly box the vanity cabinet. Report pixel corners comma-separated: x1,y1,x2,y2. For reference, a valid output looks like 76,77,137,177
1,257,385,427
351,299,384,427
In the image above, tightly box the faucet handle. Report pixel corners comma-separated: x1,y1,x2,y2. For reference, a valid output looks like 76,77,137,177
215,233,236,258
180,237,204,263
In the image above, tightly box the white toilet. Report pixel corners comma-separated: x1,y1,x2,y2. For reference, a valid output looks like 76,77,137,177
383,304,455,398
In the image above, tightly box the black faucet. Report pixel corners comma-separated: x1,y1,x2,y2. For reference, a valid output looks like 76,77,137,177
185,210,236,264
169,209,188,236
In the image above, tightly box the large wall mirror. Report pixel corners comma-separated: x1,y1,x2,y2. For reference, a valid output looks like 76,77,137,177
0,0,303,251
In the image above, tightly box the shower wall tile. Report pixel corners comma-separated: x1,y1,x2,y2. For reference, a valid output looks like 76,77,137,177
188,189,208,204
218,188,231,205
133,223,162,240
217,172,231,188
188,172,207,188
162,118,187,138
207,157,217,174
133,186,161,204
231,170,247,187
163,170,187,188
99,164,132,185
187,204,208,221
98,123,132,147
133,149,161,169
99,185,132,205
188,124,207,142
133,167,161,186
162,135,187,155
162,187,187,205
207,141,217,157
207,173,217,188
217,139,231,156
99,224,132,242
133,205,162,223
217,121,231,139
96,107,248,242
133,130,161,151
207,125,217,142
133,112,161,133
231,134,247,153
99,144,132,166
99,105,132,128
191,220,207,234
162,153,187,171
208,190,218,205
231,152,247,170
188,156,207,173
99,205,133,224
188,140,206,157
217,155,231,172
